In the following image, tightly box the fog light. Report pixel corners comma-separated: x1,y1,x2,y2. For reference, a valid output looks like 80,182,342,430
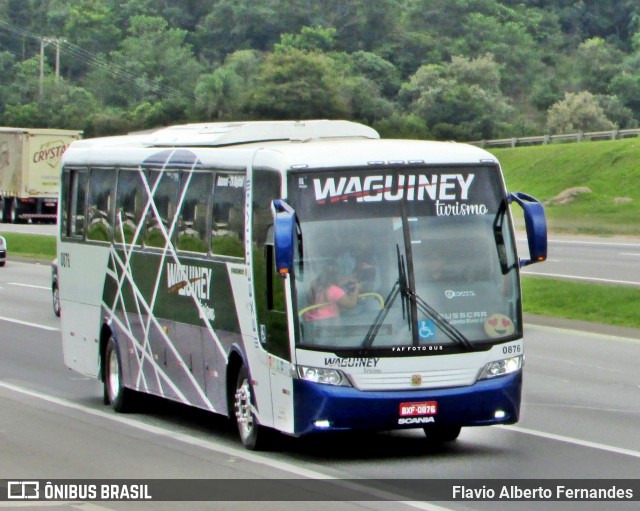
314,420,331,429
494,410,506,419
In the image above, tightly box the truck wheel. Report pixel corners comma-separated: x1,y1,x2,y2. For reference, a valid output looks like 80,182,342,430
233,365,269,450
9,198,22,224
103,336,134,412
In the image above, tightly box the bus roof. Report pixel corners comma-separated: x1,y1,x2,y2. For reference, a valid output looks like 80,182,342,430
63,121,498,169
69,120,378,150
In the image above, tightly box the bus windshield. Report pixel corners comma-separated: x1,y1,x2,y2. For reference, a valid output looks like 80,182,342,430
288,165,521,354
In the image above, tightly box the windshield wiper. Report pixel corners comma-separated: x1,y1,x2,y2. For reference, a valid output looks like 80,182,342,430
361,245,407,348
361,245,475,351
405,287,475,351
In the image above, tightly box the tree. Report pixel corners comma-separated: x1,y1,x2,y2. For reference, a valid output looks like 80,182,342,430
546,91,615,134
348,51,401,98
83,15,201,125
276,26,336,53
194,67,244,121
59,0,121,78
575,38,623,94
399,54,515,140
194,0,307,62
247,48,348,120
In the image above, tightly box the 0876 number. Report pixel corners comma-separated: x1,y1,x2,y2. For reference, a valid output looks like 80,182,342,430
502,344,522,355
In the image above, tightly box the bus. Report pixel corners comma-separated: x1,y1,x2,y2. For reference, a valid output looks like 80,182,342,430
57,120,546,450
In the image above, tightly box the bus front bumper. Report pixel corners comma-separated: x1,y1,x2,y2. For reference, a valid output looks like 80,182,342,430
293,371,521,436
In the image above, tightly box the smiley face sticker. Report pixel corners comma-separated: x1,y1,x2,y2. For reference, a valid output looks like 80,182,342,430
484,313,514,338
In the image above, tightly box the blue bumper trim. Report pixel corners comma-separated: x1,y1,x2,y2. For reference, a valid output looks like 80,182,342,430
293,371,522,436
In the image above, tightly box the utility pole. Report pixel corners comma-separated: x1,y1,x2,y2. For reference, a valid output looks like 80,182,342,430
39,37,46,97
39,37,64,97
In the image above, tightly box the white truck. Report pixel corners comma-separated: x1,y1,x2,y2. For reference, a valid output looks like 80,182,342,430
0,127,82,223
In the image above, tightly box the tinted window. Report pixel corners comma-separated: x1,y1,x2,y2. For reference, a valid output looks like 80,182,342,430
62,169,87,239
177,172,212,253
115,169,146,245
87,168,115,242
145,171,180,248
211,173,245,258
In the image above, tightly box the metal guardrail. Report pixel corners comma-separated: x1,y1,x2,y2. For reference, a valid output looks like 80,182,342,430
469,128,640,148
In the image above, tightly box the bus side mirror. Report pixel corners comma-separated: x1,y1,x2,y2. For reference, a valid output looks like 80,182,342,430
271,199,296,277
509,192,547,267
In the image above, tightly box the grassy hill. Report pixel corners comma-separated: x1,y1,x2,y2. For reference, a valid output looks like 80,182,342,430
489,138,640,236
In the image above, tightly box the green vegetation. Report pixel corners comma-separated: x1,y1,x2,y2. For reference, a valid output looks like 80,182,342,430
3,2,640,139
0,232,56,261
492,137,640,235
522,277,640,329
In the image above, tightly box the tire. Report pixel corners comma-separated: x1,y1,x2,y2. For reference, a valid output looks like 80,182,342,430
423,425,461,443
9,198,21,224
52,284,61,317
233,365,269,450
103,336,133,412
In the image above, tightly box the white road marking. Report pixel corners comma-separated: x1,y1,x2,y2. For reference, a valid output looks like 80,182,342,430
0,316,59,332
520,271,640,286
8,282,50,290
498,425,640,459
0,381,453,511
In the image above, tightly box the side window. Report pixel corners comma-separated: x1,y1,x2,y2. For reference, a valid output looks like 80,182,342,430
177,171,212,253
86,168,115,242
145,171,179,248
115,169,146,245
211,173,245,258
62,168,87,239
60,170,70,237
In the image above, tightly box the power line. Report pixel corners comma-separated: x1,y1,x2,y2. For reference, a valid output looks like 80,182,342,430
0,17,194,102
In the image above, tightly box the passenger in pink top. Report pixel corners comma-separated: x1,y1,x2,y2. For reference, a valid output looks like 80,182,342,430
304,265,361,321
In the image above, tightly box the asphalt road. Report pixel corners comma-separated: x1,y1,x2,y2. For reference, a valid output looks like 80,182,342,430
518,234,640,287
1,260,640,511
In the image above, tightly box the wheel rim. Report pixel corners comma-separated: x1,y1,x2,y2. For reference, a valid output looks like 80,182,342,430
234,377,254,442
107,347,120,402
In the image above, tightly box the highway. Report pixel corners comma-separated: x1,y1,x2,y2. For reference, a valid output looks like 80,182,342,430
518,234,640,287
1,258,640,510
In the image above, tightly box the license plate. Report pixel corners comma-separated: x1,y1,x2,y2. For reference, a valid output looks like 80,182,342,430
399,401,437,416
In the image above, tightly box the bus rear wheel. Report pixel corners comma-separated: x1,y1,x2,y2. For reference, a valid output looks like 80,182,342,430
423,425,461,443
103,336,134,413
233,365,268,450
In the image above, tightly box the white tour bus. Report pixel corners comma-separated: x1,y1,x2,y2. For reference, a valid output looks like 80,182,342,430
57,120,546,449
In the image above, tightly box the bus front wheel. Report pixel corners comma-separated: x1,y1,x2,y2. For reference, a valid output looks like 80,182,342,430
233,365,268,450
423,425,461,443
103,336,134,413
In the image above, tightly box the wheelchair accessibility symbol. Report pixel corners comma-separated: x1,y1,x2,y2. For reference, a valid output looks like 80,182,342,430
418,320,436,340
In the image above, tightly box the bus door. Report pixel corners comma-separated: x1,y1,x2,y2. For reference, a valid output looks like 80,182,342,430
250,169,294,434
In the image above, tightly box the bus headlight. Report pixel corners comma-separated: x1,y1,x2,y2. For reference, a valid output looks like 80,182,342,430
297,366,351,386
479,356,523,380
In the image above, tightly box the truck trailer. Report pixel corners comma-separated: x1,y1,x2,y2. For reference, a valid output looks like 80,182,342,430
0,127,82,223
